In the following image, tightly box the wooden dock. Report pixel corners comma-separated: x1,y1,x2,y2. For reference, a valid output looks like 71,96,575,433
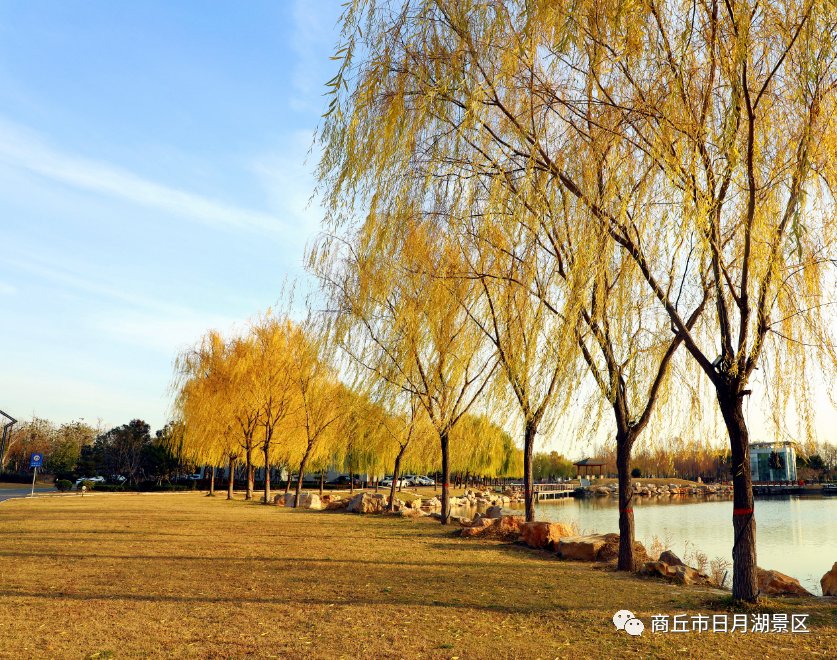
533,483,575,501
752,482,804,495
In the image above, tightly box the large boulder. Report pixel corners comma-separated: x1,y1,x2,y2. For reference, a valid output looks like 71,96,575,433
460,515,523,540
485,505,503,519
641,561,709,586
461,518,496,537
281,492,321,509
658,550,685,567
642,560,679,579
757,567,812,597
494,515,523,537
821,562,837,597
347,492,386,514
298,493,321,509
556,534,609,561
399,506,426,518
273,493,285,506
596,533,650,566
320,494,349,510
520,522,574,549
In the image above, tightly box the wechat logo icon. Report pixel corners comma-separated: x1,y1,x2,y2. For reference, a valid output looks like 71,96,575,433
613,610,644,636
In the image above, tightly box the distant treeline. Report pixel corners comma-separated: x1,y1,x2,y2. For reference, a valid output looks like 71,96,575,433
0,417,189,484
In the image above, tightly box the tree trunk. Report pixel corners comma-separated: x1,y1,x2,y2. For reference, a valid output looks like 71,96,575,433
245,447,254,500
227,456,235,500
319,470,324,498
523,420,537,522
350,468,354,494
208,466,215,496
718,387,758,602
284,467,292,495
263,444,271,504
440,430,451,525
616,429,636,571
294,443,314,507
389,444,407,512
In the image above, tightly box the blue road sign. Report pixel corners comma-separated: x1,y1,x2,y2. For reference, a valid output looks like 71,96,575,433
30,452,43,468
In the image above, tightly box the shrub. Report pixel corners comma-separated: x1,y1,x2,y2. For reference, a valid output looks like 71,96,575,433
631,467,642,478
55,479,74,492
94,484,125,492
77,480,95,491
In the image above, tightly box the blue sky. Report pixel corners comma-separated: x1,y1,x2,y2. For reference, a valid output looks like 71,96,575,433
0,1,342,431
0,2,833,449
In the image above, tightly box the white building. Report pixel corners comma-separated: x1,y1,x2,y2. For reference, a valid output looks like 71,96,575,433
749,441,798,482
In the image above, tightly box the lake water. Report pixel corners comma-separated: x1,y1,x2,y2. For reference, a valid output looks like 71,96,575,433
516,495,835,595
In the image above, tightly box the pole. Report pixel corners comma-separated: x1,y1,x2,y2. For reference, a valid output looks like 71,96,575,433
31,466,37,497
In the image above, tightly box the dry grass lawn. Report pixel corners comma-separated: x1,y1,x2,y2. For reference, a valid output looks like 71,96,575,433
0,493,833,659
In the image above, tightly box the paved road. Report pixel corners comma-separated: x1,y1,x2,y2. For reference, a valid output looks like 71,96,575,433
0,486,54,503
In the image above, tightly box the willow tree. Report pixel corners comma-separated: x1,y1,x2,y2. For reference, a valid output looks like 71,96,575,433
250,314,298,504
173,331,241,499
311,219,498,524
516,0,837,598
378,396,433,510
288,316,350,507
323,0,837,597
319,0,701,569
456,207,579,521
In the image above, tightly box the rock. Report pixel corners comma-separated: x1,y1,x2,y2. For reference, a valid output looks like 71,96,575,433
346,492,386,514
556,534,609,561
757,567,812,597
298,493,321,509
658,550,685,567
821,562,837,596
399,506,425,517
672,565,710,586
460,515,523,540
460,518,496,537
494,515,523,537
423,497,441,509
281,492,321,509
520,522,574,549
641,560,709,585
642,560,678,579
486,505,503,519
273,493,285,506
325,497,349,510
596,533,650,566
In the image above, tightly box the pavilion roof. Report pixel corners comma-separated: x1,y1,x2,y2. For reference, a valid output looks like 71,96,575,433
573,457,606,466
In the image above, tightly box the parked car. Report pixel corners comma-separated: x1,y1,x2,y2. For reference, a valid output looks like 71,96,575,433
413,475,435,486
75,476,106,486
326,475,363,487
380,477,409,488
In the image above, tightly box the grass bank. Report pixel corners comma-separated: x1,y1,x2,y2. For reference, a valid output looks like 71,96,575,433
0,493,833,658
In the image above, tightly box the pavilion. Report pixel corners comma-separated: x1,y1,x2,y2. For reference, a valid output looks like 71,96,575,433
573,457,607,479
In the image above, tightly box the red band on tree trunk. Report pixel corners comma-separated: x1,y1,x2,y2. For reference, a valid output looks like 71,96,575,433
733,508,753,516
620,507,633,514
444,483,451,488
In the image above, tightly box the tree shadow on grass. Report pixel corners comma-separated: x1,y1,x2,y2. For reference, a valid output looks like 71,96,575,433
0,588,560,615
0,550,545,572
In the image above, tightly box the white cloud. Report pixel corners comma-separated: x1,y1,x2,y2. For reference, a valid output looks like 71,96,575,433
0,118,286,236
90,307,245,354
250,128,322,237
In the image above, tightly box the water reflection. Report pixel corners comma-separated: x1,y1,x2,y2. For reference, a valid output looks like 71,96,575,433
457,494,836,595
